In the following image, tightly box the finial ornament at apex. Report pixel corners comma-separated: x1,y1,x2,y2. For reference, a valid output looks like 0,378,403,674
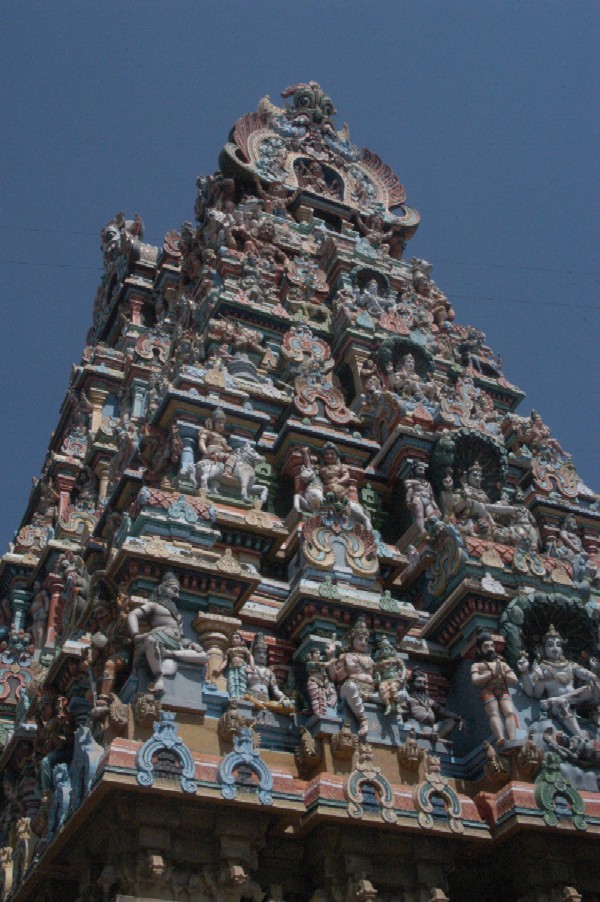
218,81,420,243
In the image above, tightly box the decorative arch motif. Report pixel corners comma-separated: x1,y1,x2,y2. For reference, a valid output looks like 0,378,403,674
344,743,397,824
499,591,595,668
534,753,587,831
136,711,197,794
413,753,463,833
217,726,273,805
302,511,379,578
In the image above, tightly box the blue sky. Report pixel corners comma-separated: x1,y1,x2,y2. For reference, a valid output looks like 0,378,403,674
1,2,598,551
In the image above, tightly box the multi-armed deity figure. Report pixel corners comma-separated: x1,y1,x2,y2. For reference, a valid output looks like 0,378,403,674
470,630,519,746
326,617,375,737
127,572,208,697
517,625,597,738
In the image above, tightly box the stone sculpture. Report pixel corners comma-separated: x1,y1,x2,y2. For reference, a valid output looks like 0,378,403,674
127,572,208,697
471,630,519,746
326,617,375,737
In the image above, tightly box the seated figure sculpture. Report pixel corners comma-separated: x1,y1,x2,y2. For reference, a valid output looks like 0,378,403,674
405,669,462,739
517,625,596,738
305,648,337,717
245,633,293,712
194,408,267,506
127,572,208,697
326,616,375,737
294,444,372,530
386,353,438,403
450,461,496,535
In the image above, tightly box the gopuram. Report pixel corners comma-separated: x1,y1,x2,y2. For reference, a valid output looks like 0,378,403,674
0,82,599,901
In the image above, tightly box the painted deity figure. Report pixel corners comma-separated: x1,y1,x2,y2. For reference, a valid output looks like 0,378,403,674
405,669,462,739
404,460,441,535
294,444,372,530
87,592,132,718
517,626,596,738
213,631,253,700
355,278,394,318
326,617,375,737
471,630,519,746
127,572,208,697
198,408,236,472
318,443,372,529
387,353,437,403
373,637,408,716
305,648,337,717
452,462,495,534
245,634,292,711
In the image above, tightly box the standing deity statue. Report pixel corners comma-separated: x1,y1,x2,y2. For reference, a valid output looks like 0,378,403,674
305,648,337,717
373,637,408,716
127,572,208,697
213,631,253,700
87,591,132,718
471,630,519,746
517,625,596,738
405,669,462,739
404,460,441,534
245,633,292,711
326,617,375,737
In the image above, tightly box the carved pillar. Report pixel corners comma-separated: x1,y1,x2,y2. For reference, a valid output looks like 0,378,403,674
9,587,32,634
193,612,241,689
94,461,111,503
54,473,76,522
131,378,148,419
176,421,198,488
128,295,144,326
44,572,65,648
88,387,109,435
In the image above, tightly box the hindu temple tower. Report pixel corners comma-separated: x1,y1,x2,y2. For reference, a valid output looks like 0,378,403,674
0,82,599,901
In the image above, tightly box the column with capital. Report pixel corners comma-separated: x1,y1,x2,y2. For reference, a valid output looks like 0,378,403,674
43,572,65,648
193,612,242,691
87,387,109,435
9,587,33,635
